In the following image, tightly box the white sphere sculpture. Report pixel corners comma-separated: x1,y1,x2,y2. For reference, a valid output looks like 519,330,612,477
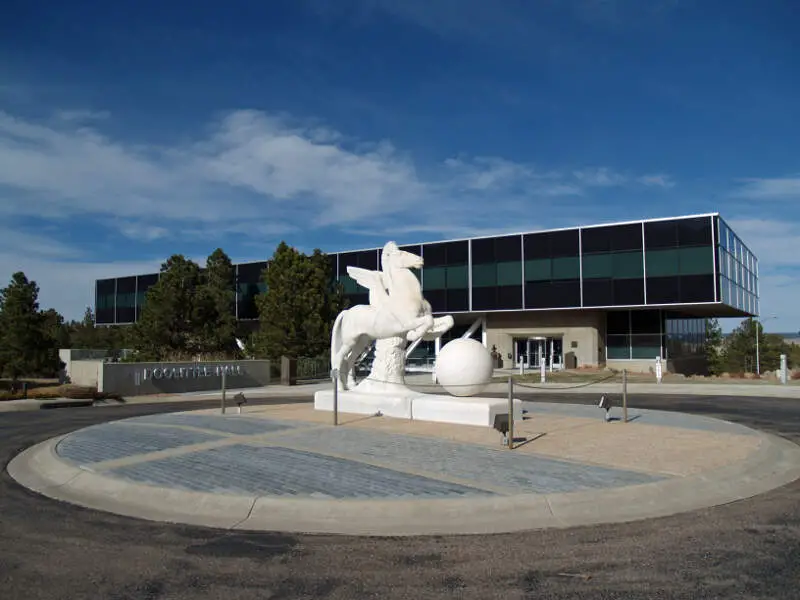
434,338,494,397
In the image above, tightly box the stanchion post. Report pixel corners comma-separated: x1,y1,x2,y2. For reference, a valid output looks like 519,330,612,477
507,376,514,450
332,368,339,426
622,369,628,423
221,370,227,415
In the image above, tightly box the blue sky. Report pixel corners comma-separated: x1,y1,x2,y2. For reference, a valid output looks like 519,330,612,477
0,0,798,331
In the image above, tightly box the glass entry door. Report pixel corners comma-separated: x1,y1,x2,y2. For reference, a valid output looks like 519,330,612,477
514,336,564,371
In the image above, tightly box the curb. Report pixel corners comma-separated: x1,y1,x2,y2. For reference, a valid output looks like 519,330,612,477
7,421,800,536
0,398,100,412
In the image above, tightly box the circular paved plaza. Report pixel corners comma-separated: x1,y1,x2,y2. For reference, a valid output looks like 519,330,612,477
9,401,800,536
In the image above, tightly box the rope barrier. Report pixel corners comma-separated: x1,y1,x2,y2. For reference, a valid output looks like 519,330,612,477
512,373,619,390
332,371,621,393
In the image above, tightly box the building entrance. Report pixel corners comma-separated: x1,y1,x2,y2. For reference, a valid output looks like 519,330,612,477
513,336,564,371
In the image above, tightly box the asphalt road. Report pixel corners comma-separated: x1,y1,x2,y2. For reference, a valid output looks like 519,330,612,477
2,393,800,600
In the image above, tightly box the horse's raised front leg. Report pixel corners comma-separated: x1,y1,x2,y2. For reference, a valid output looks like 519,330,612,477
405,314,435,342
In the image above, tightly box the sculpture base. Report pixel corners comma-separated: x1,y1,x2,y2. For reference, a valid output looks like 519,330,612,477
313,390,524,428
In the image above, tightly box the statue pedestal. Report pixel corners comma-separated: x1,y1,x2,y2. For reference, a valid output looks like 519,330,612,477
313,389,524,428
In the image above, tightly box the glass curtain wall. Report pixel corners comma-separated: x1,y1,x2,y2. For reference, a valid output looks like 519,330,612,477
236,262,268,320
421,241,469,313
96,279,116,324
644,216,715,304
523,229,581,308
607,309,707,362
581,223,645,307
717,217,759,315
471,235,522,310
115,276,136,323
135,274,159,321
338,250,379,308
606,309,664,360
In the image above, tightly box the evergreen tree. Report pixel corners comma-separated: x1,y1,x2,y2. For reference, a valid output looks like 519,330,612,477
69,307,100,348
130,255,202,360
0,272,62,380
723,317,786,374
194,248,237,357
702,318,726,375
254,242,344,359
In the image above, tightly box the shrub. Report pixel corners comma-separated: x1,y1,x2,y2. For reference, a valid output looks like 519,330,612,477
0,385,122,402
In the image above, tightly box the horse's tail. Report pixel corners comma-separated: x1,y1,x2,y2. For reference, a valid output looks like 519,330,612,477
330,310,346,370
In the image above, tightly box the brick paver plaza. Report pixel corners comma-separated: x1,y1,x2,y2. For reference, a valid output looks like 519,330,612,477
9,401,800,535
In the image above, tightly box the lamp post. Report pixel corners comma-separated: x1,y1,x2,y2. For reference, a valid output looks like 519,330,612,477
755,315,778,375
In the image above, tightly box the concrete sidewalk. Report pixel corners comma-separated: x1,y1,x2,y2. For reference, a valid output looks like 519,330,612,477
2,373,798,414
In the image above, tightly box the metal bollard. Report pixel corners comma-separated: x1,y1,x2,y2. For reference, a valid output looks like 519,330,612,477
220,370,227,414
622,369,628,423
507,376,515,450
331,368,339,426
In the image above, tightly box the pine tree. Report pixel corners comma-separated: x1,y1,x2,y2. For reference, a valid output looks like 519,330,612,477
702,318,726,375
130,255,202,360
0,272,62,380
69,307,100,348
194,248,237,357
254,242,344,359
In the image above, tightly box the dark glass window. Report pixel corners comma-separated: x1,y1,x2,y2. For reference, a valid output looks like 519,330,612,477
646,247,714,278
580,223,645,307
471,235,522,299
613,278,645,306
472,235,521,263
644,220,679,249
422,241,467,268
524,280,580,309
340,249,379,270
631,309,662,334
583,224,643,253
606,334,630,359
550,229,580,257
646,276,680,304
114,276,136,324
523,229,580,308
472,285,522,311
581,226,613,254
524,230,579,260
607,311,630,335
422,241,468,311
631,334,663,359
677,216,712,246
337,250,380,302
96,279,116,324
679,274,715,303
135,274,158,320
237,262,268,320
583,278,613,307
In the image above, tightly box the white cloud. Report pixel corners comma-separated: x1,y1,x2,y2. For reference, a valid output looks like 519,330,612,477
573,167,627,187
726,217,800,331
0,251,162,322
730,176,800,200
0,105,680,320
636,174,675,188
726,218,800,269
0,107,672,241
53,109,111,122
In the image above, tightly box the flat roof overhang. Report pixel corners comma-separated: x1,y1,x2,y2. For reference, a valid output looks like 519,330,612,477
435,303,756,322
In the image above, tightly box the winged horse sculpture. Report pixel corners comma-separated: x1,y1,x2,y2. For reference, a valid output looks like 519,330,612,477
330,241,454,390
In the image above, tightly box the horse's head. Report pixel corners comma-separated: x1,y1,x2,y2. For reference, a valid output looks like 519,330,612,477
382,241,424,271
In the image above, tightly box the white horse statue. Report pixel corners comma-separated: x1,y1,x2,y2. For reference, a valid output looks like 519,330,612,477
330,241,453,390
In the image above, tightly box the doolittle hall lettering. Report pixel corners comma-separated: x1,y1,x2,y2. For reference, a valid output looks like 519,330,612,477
142,364,245,381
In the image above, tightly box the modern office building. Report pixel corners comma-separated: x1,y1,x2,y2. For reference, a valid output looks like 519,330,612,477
95,213,758,373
